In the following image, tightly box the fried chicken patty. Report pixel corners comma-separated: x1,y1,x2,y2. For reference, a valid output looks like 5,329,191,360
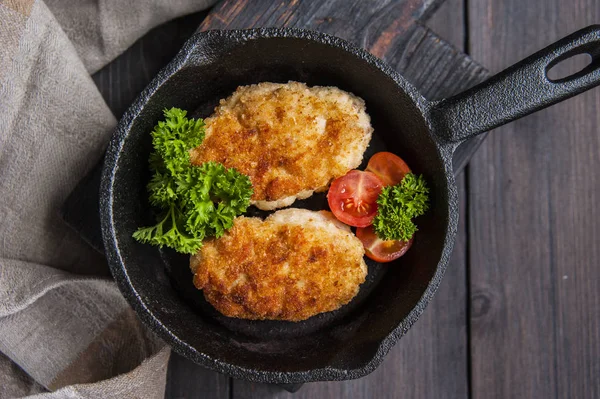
190,209,368,321
190,82,373,210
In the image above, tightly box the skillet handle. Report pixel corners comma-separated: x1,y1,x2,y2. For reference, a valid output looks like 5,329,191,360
430,25,600,144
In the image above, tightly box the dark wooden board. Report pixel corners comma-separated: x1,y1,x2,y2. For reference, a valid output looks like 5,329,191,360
468,1,600,398
165,353,230,399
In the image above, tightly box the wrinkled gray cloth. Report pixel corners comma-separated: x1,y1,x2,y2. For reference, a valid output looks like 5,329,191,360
0,0,216,397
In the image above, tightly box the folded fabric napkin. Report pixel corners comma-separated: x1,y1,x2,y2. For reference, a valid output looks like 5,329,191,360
0,1,216,397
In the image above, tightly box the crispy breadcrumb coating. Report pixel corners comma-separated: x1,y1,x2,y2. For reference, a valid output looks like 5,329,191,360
190,209,367,321
190,81,373,210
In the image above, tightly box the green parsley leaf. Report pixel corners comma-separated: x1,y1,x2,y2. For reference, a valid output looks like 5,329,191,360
373,173,430,241
179,162,252,238
133,107,253,254
151,108,205,175
132,204,203,255
147,171,178,208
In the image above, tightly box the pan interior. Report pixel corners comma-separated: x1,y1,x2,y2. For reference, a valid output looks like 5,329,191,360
108,33,452,377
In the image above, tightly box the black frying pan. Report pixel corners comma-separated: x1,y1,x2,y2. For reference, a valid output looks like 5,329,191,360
101,26,600,384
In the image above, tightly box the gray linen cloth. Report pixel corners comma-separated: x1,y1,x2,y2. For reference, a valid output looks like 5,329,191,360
0,0,216,397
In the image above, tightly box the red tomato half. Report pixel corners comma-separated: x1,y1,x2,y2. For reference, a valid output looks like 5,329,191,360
327,170,384,227
356,225,413,263
366,152,411,186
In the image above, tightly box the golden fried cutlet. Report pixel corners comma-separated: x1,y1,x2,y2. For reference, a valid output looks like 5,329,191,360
190,81,373,210
190,209,367,321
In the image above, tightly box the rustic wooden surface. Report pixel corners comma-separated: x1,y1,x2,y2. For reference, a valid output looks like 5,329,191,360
88,0,600,398
467,1,600,399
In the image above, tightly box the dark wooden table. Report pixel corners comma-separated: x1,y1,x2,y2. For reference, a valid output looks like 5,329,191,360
91,0,600,398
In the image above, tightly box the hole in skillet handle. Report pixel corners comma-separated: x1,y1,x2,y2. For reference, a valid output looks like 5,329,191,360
543,28,600,86
546,49,595,82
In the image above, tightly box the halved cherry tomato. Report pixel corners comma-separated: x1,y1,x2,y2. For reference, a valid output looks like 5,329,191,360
356,225,413,263
366,152,411,186
327,170,384,227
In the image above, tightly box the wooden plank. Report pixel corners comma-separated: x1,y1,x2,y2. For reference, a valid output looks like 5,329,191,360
427,0,464,50
166,353,230,399
468,1,600,398
199,0,444,45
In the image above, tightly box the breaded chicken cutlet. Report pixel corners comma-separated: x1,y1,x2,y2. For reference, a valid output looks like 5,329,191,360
190,209,367,321
190,81,373,210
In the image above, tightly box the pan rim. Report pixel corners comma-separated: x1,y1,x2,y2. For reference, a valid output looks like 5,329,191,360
100,27,459,384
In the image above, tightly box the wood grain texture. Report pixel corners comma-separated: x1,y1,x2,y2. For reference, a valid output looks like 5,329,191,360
468,1,600,398
68,0,600,397
200,0,443,47
166,353,229,399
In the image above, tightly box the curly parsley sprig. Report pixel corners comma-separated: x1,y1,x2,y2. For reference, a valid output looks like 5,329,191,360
133,108,253,254
132,203,203,255
372,173,430,241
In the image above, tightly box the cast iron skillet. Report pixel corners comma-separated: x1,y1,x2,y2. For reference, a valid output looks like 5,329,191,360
101,26,600,384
